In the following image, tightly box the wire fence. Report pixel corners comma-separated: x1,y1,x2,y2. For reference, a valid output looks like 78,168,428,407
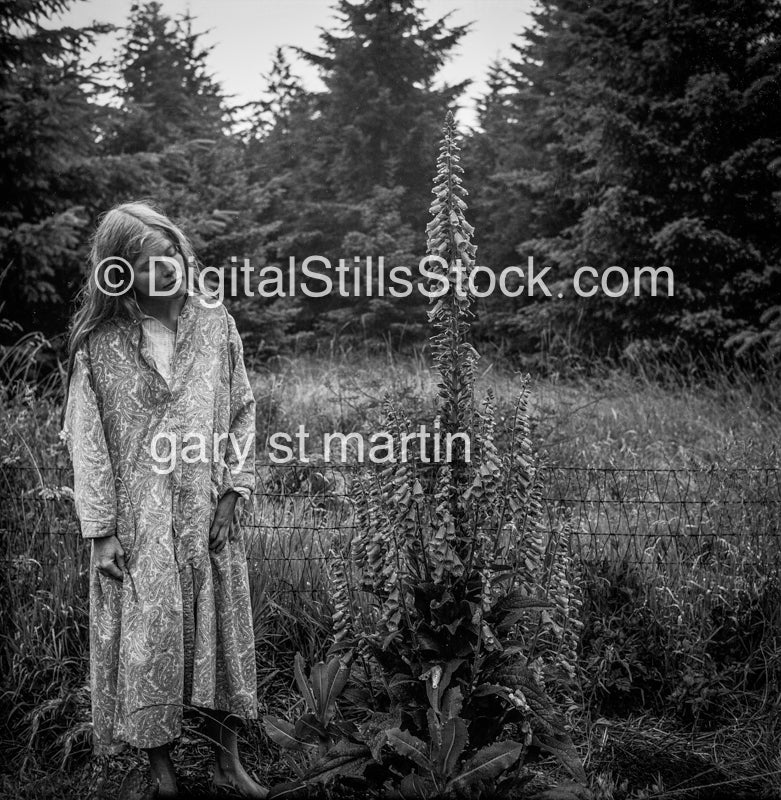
3,463,780,578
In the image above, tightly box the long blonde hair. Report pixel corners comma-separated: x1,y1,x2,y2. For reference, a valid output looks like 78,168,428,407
63,201,200,413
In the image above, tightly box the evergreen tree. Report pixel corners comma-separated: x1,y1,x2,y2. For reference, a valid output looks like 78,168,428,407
0,0,109,338
472,0,781,362
106,1,228,153
240,46,307,136
95,1,270,358
244,0,470,345
297,0,469,219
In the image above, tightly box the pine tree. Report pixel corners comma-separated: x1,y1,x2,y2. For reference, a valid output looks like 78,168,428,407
471,0,781,361
0,0,108,337
241,47,307,137
106,1,227,153
92,1,270,354
296,0,469,218
244,0,470,346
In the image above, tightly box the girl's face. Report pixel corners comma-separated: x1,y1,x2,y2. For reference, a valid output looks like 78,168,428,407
131,230,188,300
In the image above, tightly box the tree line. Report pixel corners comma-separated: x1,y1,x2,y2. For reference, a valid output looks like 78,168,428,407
2,0,779,369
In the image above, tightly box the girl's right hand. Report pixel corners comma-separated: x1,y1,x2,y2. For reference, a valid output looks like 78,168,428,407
93,535,125,580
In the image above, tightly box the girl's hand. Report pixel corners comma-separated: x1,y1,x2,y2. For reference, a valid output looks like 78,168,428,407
209,491,239,554
93,535,125,580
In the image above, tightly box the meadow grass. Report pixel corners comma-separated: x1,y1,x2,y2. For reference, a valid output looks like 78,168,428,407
1,343,780,798
250,346,781,470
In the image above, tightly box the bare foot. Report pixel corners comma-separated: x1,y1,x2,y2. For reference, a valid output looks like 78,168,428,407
213,762,268,799
148,751,178,799
151,772,178,799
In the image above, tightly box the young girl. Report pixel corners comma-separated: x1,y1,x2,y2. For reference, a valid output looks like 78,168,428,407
63,201,266,799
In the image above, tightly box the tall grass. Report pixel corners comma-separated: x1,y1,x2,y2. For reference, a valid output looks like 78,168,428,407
251,348,781,471
0,334,90,782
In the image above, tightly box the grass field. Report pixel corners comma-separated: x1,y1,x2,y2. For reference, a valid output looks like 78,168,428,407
1,342,780,798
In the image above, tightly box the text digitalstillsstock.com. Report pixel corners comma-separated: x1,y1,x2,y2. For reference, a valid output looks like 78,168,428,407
96,254,675,303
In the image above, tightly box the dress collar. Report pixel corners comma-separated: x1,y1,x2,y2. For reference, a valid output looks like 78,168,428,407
131,290,198,328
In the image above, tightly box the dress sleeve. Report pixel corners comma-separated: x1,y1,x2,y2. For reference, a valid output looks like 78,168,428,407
62,346,117,539
219,312,257,499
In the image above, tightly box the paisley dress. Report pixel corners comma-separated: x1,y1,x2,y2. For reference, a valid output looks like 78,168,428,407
63,292,257,752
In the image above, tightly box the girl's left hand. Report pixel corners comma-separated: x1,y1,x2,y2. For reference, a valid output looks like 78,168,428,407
209,491,239,553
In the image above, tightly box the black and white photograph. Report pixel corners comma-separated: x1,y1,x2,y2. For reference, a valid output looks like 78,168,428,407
1,0,780,798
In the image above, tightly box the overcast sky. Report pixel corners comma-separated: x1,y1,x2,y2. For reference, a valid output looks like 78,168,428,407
53,0,536,128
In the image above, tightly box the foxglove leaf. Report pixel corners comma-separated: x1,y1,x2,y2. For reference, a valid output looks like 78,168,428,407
386,728,434,772
436,716,468,777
